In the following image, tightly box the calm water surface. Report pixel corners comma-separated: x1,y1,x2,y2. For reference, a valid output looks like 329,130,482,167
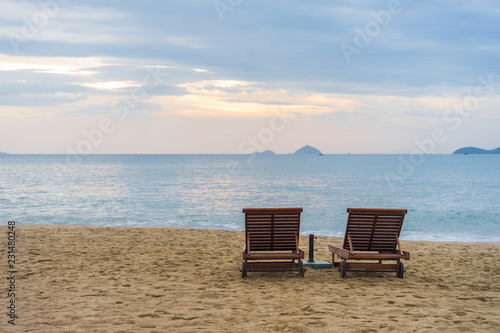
1,154,499,242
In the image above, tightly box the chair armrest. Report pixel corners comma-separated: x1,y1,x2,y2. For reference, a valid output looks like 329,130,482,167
328,244,352,259
243,245,249,260
402,250,410,260
395,234,404,255
347,233,354,255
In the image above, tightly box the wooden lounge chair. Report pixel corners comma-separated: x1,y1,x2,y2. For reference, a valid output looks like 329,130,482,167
328,208,410,278
242,208,305,278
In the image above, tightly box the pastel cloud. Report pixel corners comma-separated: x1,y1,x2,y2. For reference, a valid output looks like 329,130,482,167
0,0,499,154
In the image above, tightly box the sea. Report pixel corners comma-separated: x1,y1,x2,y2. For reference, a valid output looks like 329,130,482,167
1,154,499,242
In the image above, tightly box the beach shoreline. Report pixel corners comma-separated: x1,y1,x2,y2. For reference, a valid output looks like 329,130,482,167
4,224,500,332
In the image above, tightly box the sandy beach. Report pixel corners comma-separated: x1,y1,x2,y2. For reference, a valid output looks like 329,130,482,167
3,225,500,332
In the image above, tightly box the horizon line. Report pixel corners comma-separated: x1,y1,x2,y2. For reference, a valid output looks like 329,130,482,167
0,152,469,156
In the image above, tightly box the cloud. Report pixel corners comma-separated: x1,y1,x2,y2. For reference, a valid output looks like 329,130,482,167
0,92,83,107
153,79,362,118
0,0,499,153
80,81,142,90
0,54,107,74
178,80,255,93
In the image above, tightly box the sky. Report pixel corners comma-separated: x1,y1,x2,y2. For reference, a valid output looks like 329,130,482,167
0,0,499,154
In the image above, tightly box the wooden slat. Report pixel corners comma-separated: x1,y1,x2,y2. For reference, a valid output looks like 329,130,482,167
244,252,303,260
342,208,406,252
345,262,398,271
243,208,303,213
350,252,409,260
246,261,300,272
347,208,407,214
243,208,304,274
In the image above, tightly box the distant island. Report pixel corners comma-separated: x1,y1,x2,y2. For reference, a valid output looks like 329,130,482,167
0,151,8,155
255,150,276,155
293,145,322,155
254,145,322,155
453,147,500,155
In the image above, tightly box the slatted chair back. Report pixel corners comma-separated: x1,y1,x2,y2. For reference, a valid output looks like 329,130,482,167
343,208,407,253
243,208,302,253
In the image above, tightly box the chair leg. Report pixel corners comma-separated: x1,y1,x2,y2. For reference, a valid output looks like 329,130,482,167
241,261,247,278
397,259,404,279
340,259,346,278
332,254,340,267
